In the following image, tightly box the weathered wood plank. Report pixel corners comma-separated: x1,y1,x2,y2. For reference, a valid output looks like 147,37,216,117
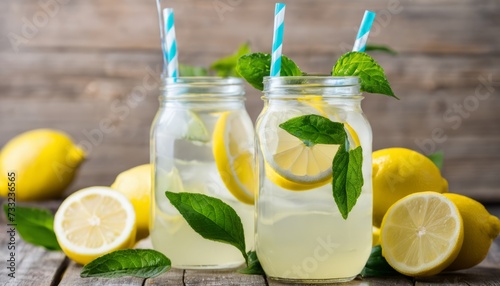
415,267,500,286
183,269,266,285
0,237,67,286
145,268,185,286
58,261,145,286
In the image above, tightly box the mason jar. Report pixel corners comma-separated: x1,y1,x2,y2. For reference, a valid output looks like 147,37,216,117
150,77,255,269
255,76,373,283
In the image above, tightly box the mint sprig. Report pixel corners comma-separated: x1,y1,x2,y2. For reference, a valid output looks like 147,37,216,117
3,205,61,251
427,151,444,170
361,245,400,277
279,115,364,219
238,250,265,275
81,249,171,278
332,52,397,98
210,42,251,77
236,53,302,90
165,191,248,261
365,44,398,55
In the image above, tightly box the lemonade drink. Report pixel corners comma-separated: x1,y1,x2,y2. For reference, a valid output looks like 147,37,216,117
150,77,255,269
255,76,372,282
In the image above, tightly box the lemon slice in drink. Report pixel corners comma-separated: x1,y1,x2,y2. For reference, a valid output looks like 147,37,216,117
380,192,464,276
54,187,136,265
184,111,210,143
263,126,339,191
213,111,256,204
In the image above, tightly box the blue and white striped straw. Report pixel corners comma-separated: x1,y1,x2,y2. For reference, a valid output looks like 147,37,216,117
163,8,179,78
270,3,286,77
352,10,376,52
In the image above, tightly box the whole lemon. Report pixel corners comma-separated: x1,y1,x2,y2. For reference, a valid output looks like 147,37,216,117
372,148,448,227
0,129,85,201
443,193,500,270
111,164,151,241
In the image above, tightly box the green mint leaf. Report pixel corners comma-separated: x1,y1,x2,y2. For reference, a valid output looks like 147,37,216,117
210,43,251,77
332,145,364,219
332,52,398,99
3,205,61,251
427,151,444,170
238,251,265,275
80,249,171,278
236,53,302,91
365,44,398,55
179,64,209,76
361,245,400,277
279,115,346,145
165,191,247,261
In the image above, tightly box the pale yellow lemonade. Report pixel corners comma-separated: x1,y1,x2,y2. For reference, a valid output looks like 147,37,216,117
255,77,372,282
150,78,255,269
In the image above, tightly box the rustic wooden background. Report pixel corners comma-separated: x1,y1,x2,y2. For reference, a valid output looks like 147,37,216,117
0,0,499,201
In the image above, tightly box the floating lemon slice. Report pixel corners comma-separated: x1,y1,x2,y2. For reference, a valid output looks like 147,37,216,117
380,192,464,276
184,111,210,143
54,187,136,265
213,111,256,204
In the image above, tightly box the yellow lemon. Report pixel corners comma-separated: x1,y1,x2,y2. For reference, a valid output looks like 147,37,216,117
372,226,381,247
372,148,448,227
111,164,151,241
0,129,85,201
443,193,500,270
380,192,464,277
213,111,256,204
54,187,136,265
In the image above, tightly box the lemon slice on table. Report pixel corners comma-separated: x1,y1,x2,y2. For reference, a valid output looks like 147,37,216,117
380,192,464,276
213,111,256,205
54,187,136,265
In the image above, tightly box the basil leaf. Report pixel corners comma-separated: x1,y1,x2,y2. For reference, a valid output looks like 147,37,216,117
427,151,444,170
365,44,398,55
3,205,61,251
279,114,346,145
236,53,302,90
165,191,247,261
179,64,209,76
361,245,400,277
332,52,397,98
238,251,265,275
210,43,251,77
80,249,171,278
332,145,364,219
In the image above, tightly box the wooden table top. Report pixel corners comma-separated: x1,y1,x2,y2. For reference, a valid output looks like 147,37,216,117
1,203,499,285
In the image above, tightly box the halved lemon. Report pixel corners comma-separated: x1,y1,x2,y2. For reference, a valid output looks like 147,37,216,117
380,192,464,276
213,111,256,205
54,186,136,265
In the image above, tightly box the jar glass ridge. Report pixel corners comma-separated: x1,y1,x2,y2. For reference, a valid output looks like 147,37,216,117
255,76,373,283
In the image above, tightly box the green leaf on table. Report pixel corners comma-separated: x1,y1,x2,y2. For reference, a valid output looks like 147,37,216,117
236,53,303,91
427,151,444,170
165,191,247,261
332,52,398,99
361,245,400,277
210,43,251,77
81,249,171,278
365,44,398,55
332,145,364,219
238,250,265,275
279,114,346,145
179,64,209,76
3,205,61,251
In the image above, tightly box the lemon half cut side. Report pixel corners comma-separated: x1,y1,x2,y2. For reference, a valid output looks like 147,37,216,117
54,186,136,265
380,192,464,277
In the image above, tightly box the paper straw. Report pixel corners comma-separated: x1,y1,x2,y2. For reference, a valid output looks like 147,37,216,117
352,10,376,52
163,8,179,78
270,3,286,77
155,0,167,75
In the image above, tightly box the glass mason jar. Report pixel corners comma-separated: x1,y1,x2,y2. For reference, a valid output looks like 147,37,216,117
255,76,373,283
150,77,255,269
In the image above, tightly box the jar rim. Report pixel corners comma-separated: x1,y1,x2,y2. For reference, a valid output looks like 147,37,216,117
160,76,245,100
263,76,362,98
162,76,243,88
